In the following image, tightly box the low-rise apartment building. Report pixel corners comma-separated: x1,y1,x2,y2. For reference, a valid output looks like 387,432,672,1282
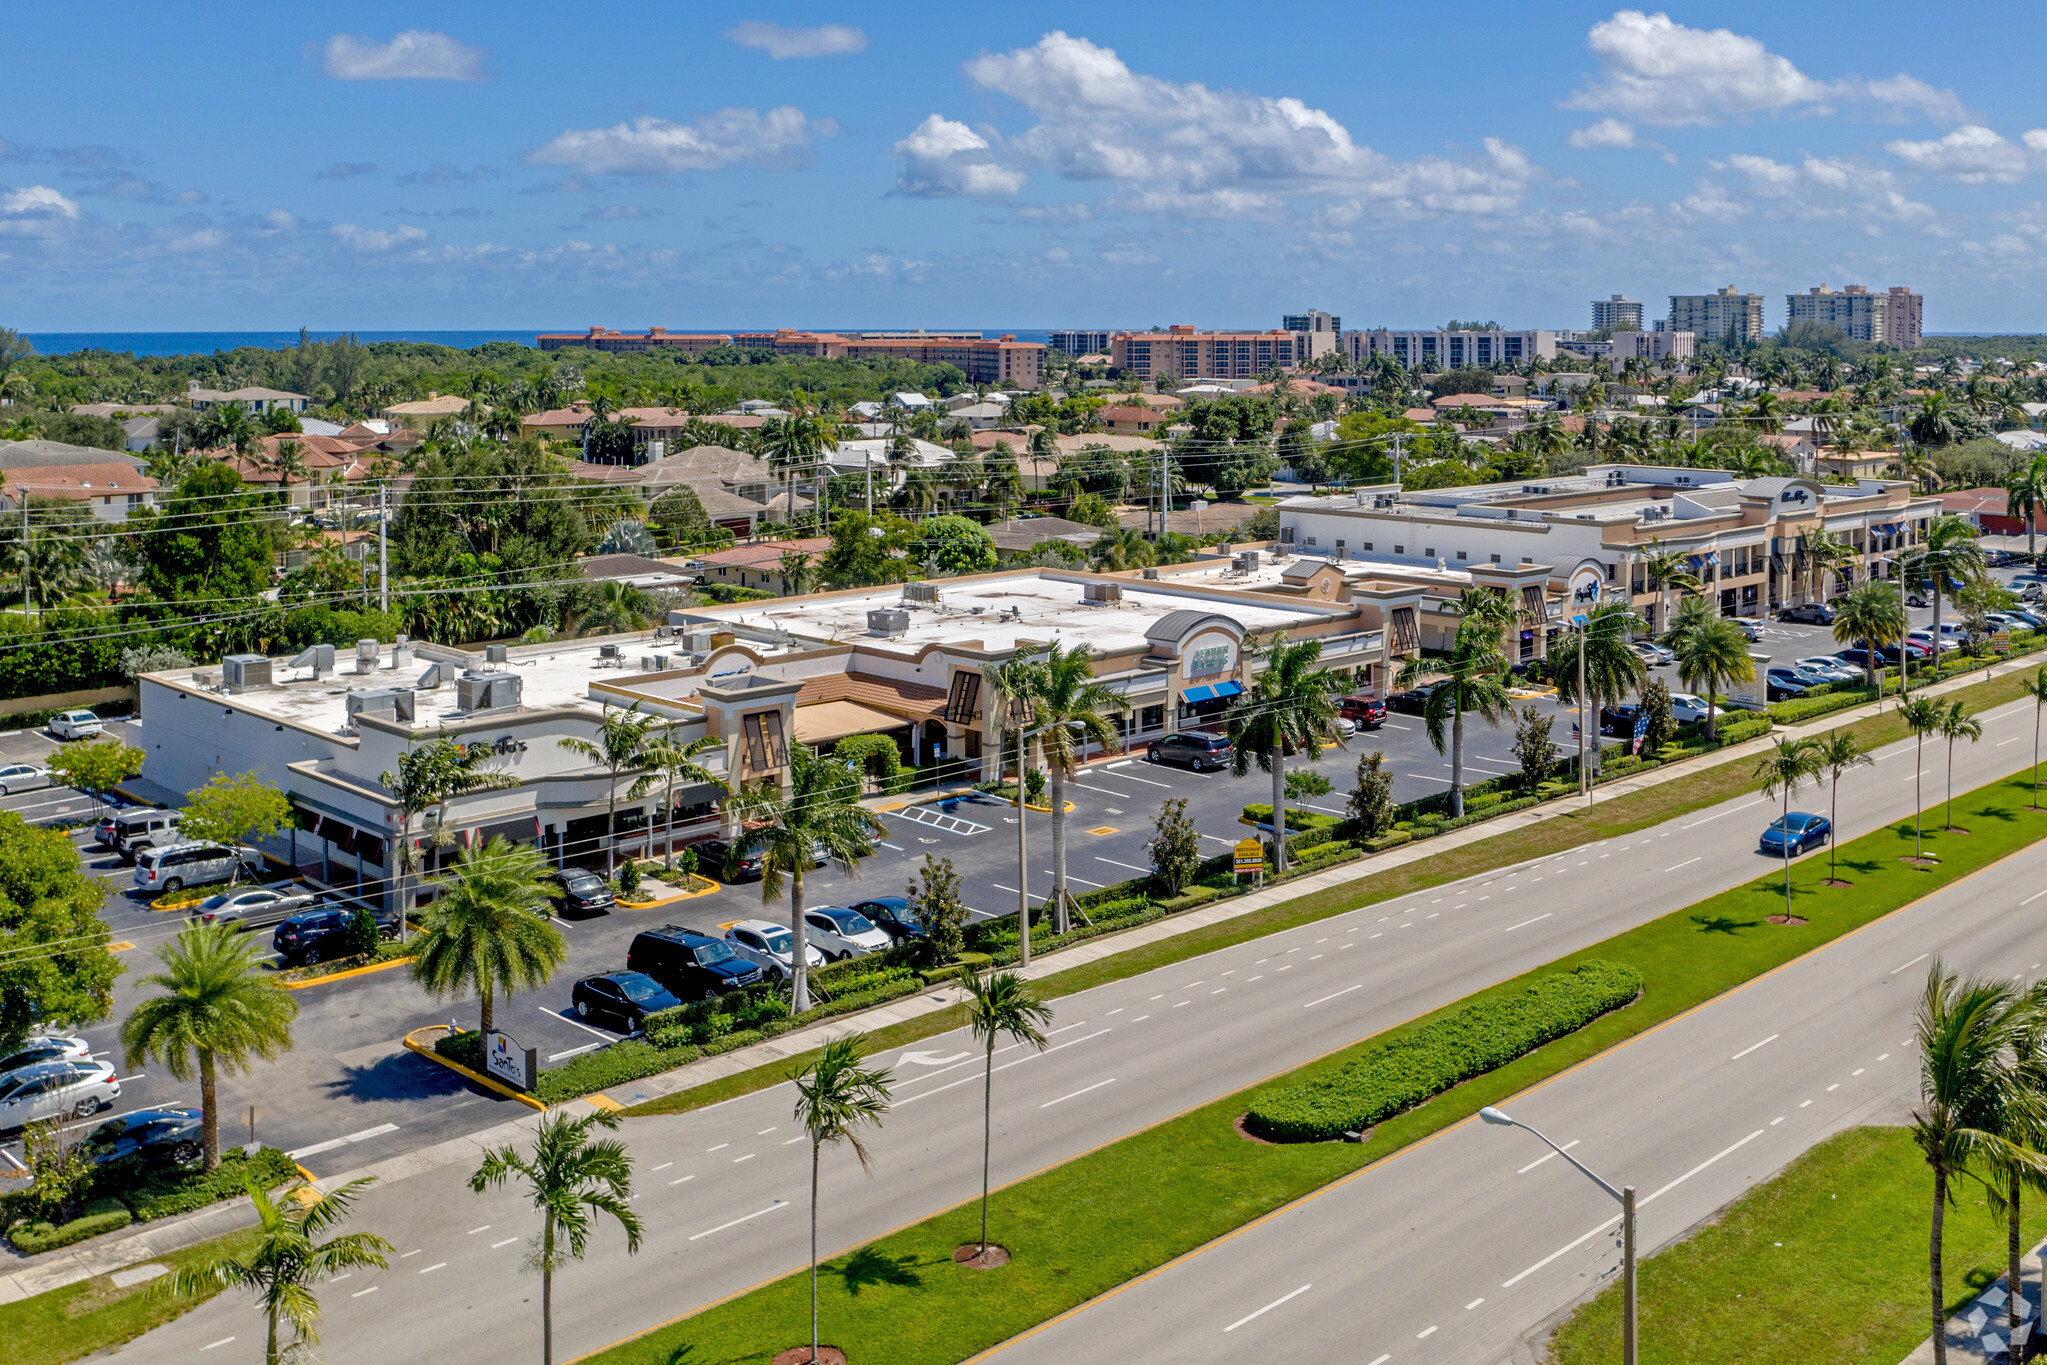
1342,329,1560,369
537,327,733,353
1609,330,1695,364
1110,327,1304,381
0,463,159,520
184,383,309,416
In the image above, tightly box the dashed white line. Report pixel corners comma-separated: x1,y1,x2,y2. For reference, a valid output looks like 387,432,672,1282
733,1153,756,1164
1504,914,1551,932
492,1237,519,1248
1223,1283,1313,1333
1418,1325,1440,1339
1466,1297,1486,1310
419,1262,446,1274
757,1127,777,1135
1041,1078,1116,1108
1665,857,1702,872
707,1143,729,1152
652,1163,673,1172
352,1286,379,1297
1518,1140,1578,1174
1731,1033,1780,1061
1303,985,1364,1009
1892,952,1932,972
203,1338,237,1350
669,1175,697,1185
688,1201,788,1241
467,1225,491,1235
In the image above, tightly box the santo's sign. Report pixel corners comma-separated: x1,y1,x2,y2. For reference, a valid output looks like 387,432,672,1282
485,1029,537,1091
1234,837,1266,875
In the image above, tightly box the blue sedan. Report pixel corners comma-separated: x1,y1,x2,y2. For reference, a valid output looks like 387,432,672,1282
1760,812,1831,856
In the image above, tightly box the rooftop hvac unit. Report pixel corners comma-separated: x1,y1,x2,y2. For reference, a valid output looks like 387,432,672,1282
651,654,672,671
456,671,523,712
867,608,911,637
654,624,673,638
392,634,412,669
1233,551,1259,573
286,644,335,679
1141,567,1160,580
902,582,940,604
220,654,272,693
193,670,220,690
685,631,714,652
355,639,380,674
1083,582,1123,604
484,643,508,665
415,661,451,690
345,688,416,725
598,642,621,660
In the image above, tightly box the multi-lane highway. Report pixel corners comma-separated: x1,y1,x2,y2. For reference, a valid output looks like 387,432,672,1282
107,689,2047,1362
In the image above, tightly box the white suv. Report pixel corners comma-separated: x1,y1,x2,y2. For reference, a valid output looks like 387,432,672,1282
0,1059,120,1132
724,918,826,981
800,906,893,961
48,709,104,741
134,842,262,896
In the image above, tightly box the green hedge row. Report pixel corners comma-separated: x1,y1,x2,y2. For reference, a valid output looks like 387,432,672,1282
6,1197,132,1254
1242,960,1644,1142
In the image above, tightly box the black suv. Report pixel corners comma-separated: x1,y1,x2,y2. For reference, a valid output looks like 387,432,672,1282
550,869,616,917
852,896,926,945
272,905,398,967
1145,732,1233,771
625,925,764,1000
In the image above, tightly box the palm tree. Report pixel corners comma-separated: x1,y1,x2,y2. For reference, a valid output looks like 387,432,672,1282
1911,962,2039,1365
1659,595,1755,739
1936,700,1983,832
555,702,661,870
1910,391,1962,449
1815,731,1874,885
1638,537,1702,632
729,746,884,1013
1802,527,1854,604
155,1173,391,1365
470,1109,643,1365
792,1038,893,1365
642,729,725,871
1989,984,2047,1355
1753,737,1823,917
2006,456,2047,557
985,652,1043,962
1905,514,1989,671
1396,591,1515,818
1227,632,1348,866
121,926,299,1170
1029,643,1123,931
1831,580,1908,699
409,838,567,1036
963,971,1052,1258
381,735,519,929
1546,601,1647,780
1900,696,1946,860
2020,667,2047,809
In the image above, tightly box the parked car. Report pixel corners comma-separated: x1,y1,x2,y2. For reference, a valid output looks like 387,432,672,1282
1736,618,1765,642
1145,732,1233,771
802,906,893,961
1330,715,1358,739
0,1059,120,1132
187,884,317,932
133,842,261,896
850,897,927,945
81,1107,204,1167
101,807,184,861
1336,695,1387,728
625,925,764,1000
1385,683,1443,714
1905,628,1958,654
1667,692,1713,726
548,868,616,917
47,709,103,741
271,904,398,966
570,971,681,1032
1599,703,1642,737
1794,657,1860,684
694,838,766,882
0,1035,91,1078
1985,549,2019,567
1760,811,1832,856
1777,602,1835,625
724,918,826,981
1764,669,1811,701
1630,642,1677,667
0,763,50,795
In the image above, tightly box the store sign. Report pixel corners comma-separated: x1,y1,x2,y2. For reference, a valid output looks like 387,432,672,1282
465,736,529,759
1234,837,1266,874
1996,629,2013,656
1188,642,1235,677
484,1029,536,1090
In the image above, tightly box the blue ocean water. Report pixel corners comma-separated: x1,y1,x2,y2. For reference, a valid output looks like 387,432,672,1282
23,329,1054,358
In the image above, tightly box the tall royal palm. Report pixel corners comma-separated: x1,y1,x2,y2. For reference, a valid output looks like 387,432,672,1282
156,1173,390,1365
792,1039,893,1365
641,728,726,871
1990,984,2047,1353
556,702,662,870
1033,642,1123,933
1815,731,1874,885
1904,513,1988,668
1752,737,1823,917
121,925,299,1170
1831,579,1908,699
1546,601,1646,781
2007,456,2047,558
1936,700,1983,831
963,971,1052,1259
1395,591,1515,819
986,652,1044,963
1911,962,2039,1365
409,838,567,1036
470,1110,643,1365
2020,666,2047,808
382,734,518,930
1660,595,1754,739
1802,527,1854,604
1899,696,1946,860
1227,632,1348,868
730,746,884,1013
1637,537,1702,632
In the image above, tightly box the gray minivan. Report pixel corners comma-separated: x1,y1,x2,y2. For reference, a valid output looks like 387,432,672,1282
100,808,184,862
133,842,261,896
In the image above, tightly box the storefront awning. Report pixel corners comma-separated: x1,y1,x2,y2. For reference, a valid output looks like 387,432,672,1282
793,699,911,746
1181,681,1244,705
1212,680,1245,699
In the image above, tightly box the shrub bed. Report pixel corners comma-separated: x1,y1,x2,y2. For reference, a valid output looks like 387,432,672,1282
275,937,412,984
1239,804,1342,832
111,1146,298,1223
1242,960,1644,1142
6,1198,132,1254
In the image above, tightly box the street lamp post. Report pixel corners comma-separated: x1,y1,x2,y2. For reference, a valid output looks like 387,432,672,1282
1481,1106,1637,1365
1012,719,1081,969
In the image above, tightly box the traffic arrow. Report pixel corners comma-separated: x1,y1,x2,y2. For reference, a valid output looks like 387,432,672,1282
899,1050,972,1067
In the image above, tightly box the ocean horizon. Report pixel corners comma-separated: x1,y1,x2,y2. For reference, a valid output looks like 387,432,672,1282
22,329,1058,358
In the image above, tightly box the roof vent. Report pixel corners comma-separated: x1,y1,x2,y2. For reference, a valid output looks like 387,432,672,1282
285,644,335,679
355,639,380,674
416,661,451,690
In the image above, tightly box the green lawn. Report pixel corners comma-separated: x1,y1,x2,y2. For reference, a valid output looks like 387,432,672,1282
0,1227,259,1365
1547,1127,2047,1365
628,664,2045,1123
583,773,2047,1365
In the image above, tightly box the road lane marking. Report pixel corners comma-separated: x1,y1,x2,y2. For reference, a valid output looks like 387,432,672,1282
669,1175,696,1185
1681,798,1766,829
688,1201,787,1241
1518,1140,1578,1174
2023,890,2047,908
1418,1325,1439,1338
287,1122,400,1160
352,1286,379,1297
652,1163,672,1172
1640,1130,1766,1207
1665,857,1702,872
1504,914,1551,932
1222,1283,1311,1332
1040,1078,1116,1108
203,1338,237,1350
467,1225,491,1235
548,1007,615,1041
1771,1116,1785,1125
492,1237,519,1248
758,1127,777,1135
733,1153,755,1163
1827,1083,1840,1091
1853,1068,1865,1076
1303,985,1363,1008
707,1143,728,1152
1097,857,1149,872
1731,1034,1780,1061
420,1262,445,1274
784,1136,805,1145
1466,1297,1485,1310
400,1249,421,1258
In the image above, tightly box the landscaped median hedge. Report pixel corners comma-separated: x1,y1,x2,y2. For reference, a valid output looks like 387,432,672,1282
3,1146,299,1254
1243,960,1644,1142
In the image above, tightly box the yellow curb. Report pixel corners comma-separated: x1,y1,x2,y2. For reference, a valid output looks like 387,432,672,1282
582,1094,625,1112
290,1163,320,1207
277,955,416,990
402,1026,547,1110
150,896,204,914
618,872,721,909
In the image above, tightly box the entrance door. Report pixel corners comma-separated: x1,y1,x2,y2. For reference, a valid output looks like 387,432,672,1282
561,814,610,866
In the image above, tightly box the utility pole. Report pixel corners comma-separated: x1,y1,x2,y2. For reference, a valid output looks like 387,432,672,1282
377,484,389,614
1577,619,1589,806
1622,1185,1639,1365
18,499,27,624
1015,722,1030,968
1391,432,1405,486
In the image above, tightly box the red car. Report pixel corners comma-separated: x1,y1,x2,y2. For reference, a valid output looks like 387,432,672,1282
1337,695,1387,728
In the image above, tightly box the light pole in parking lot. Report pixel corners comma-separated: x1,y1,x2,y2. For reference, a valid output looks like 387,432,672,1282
1481,1105,1637,1365
1013,720,1081,969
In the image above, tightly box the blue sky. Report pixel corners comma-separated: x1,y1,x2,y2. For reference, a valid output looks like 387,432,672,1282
5,3,2047,334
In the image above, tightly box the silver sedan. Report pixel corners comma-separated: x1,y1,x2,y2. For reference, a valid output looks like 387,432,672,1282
0,763,52,795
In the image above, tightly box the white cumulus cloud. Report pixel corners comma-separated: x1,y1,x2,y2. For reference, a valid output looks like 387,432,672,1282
1887,125,2047,183
1679,153,1936,226
528,108,828,176
332,223,427,251
321,31,487,82
1567,118,1643,149
724,22,868,59
0,184,79,236
892,115,1026,198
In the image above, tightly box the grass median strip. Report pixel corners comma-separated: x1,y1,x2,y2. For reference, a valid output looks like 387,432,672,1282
0,1226,260,1365
626,664,2041,1123
1545,1126,2047,1365
585,774,2047,1365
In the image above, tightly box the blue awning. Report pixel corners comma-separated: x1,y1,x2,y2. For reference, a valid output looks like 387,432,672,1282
1181,685,1216,704
1211,680,1245,699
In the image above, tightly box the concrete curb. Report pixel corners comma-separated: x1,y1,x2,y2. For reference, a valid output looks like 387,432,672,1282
402,1026,547,1111
277,955,415,990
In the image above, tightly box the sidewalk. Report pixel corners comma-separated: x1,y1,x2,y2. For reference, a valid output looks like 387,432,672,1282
1898,1235,2044,1363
